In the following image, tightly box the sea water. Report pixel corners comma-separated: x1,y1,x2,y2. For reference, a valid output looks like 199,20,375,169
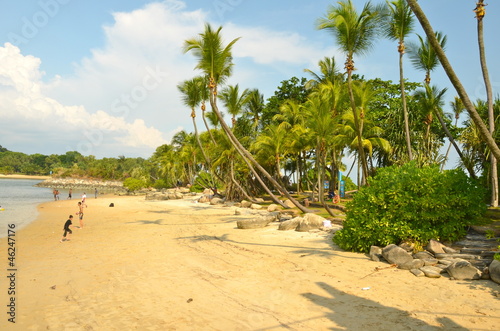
0,178,53,238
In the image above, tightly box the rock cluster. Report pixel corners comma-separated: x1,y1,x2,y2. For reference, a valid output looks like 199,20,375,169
145,187,192,200
36,177,125,193
370,239,500,284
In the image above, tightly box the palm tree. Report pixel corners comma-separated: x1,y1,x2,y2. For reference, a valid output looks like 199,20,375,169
442,97,464,170
184,23,309,211
384,0,415,161
243,89,264,133
177,78,211,167
304,56,343,90
317,0,384,186
407,32,447,85
474,0,497,206
218,84,250,128
406,0,500,162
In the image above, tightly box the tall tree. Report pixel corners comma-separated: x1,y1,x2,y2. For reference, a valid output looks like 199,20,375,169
442,97,464,170
218,84,250,128
317,0,384,185
474,0,497,206
184,23,309,211
405,0,500,163
384,0,415,161
407,32,447,85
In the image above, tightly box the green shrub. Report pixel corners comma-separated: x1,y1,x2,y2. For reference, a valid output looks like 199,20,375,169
153,179,169,189
123,177,147,191
333,162,487,253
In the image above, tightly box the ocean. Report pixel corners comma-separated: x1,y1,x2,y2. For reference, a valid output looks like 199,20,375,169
0,178,53,238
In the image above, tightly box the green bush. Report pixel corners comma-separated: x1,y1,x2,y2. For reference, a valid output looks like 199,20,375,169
333,162,487,253
123,177,147,191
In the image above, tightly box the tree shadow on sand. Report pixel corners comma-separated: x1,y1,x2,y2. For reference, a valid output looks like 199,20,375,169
298,282,470,331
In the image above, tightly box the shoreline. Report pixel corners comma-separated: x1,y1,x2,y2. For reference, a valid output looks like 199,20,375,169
1,195,499,329
0,174,51,180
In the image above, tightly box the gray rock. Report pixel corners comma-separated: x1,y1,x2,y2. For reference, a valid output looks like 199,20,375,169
427,239,446,255
236,216,274,229
210,197,224,205
399,259,425,270
369,246,383,262
420,266,442,278
437,259,454,266
413,251,434,260
382,244,414,266
489,260,500,284
410,269,425,277
446,260,482,280
278,217,302,231
279,214,293,222
296,213,326,232
435,253,479,261
443,246,458,254
423,258,439,266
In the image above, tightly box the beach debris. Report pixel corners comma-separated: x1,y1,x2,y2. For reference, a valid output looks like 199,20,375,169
109,203,114,207
361,287,371,290
360,264,397,279
50,285,56,290
187,298,193,303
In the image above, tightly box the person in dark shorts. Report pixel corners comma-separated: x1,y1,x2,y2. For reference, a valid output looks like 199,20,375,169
77,201,84,228
60,215,73,242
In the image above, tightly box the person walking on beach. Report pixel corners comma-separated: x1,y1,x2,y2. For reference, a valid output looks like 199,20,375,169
68,188,72,199
81,192,87,207
77,201,84,228
60,215,73,242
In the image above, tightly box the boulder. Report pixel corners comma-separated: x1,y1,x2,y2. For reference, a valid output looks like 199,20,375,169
488,259,500,284
210,197,224,205
240,200,253,208
410,269,425,277
420,266,442,278
296,213,326,232
254,198,265,203
267,204,279,212
250,204,263,210
399,259,425,270
198,195,210,203
427,239,446,255
369,246,383,262
278,217,302,231
236,216,274,229
446,260,482,280
283,199,295,208
382,244,414,266
413,251,434,260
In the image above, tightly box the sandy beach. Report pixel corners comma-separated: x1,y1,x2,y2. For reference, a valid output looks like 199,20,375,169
0,194,499,330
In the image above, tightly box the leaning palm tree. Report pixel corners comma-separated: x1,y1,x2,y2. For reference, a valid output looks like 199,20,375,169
474,0,497,206
406,0,500,162
442,96,465,170
317,0,384,186
184,23,309,211
384,0,415,161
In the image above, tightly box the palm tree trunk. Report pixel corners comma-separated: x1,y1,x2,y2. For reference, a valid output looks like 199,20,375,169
208,90,310,212
202,107,217,145
434,110,476,178
406,0,500,163
229,159,255,202
477,10,498,206
347,68,369,185
400,50,413,161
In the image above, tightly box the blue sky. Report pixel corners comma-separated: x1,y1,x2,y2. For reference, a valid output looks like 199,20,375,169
0,0,499,163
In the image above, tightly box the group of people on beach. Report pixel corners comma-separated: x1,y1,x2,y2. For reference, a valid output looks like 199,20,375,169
60,193,87,242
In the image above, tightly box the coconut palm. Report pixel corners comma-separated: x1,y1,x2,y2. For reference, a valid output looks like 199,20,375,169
218,84,250,128
407,32,447,85
442,96,465,170
184,23,309,211
406,0,500,162
474,0,497,206
384,0,415,161
243,89,264,133
317,0,384,186
304,56,344,90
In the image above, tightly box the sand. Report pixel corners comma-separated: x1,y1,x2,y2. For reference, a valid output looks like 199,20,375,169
0,194,499,330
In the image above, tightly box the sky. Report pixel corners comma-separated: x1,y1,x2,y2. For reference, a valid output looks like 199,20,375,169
0,0,499,162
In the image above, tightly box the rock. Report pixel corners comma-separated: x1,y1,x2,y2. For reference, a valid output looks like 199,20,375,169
296,213,326,232
423,258,439,266
399,242,414,252
198,195,210,203
254,198,265,203
399,259,425,270
250,204,263,210
489,260,500,284
210,197,224,205
435,253,479,261
410,269,425,277
369,246,383,262
382,244,414,266
236,216,274,229
427,239,446,255
283,199,295,208
446,260,482,280
413,251,434,260
420,266,442,278
234,208,253,216
240,200,253,208
278,217,302,231
443,246,458,254
267,204,279,212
